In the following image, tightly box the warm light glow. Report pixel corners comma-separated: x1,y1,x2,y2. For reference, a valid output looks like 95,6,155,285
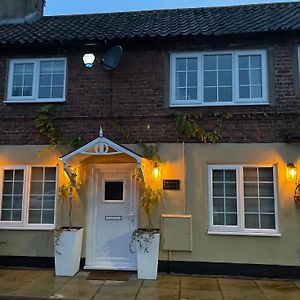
287,163,297,181
83,53,95,68
153,163,160,178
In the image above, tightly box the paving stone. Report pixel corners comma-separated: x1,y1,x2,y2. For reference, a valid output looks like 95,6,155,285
0,269,43,283
137,287,179,299
180,289,222,300
93,286,139,300
218,278,259,292
0,281,27,296
222,291,266,300
181,276,219,291
142,275,180,289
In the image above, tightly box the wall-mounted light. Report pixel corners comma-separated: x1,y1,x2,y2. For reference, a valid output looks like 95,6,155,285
82,53,96,68
153,162,160,179
287,163,297,181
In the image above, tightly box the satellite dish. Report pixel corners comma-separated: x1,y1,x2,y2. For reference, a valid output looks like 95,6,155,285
100,46,123,71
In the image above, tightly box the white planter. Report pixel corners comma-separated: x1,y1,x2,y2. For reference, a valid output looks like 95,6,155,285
136,233,160,280
54,228,83,277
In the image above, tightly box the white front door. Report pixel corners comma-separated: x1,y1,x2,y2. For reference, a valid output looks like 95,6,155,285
85,164,137,270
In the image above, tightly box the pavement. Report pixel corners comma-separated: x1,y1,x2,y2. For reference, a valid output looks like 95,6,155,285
0,268,300,300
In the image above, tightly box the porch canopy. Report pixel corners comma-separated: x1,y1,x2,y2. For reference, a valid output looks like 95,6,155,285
61,128,142,176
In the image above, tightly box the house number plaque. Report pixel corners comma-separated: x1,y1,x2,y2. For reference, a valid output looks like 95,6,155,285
163,180,180,190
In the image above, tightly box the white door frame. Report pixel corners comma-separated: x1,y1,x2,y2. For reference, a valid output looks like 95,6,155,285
85,163,138,270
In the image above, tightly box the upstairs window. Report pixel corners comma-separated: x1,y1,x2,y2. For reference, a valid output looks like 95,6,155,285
6,58,66,103
170,50,268,106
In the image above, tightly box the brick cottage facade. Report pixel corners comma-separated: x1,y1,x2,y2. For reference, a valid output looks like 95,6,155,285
0,1,300,277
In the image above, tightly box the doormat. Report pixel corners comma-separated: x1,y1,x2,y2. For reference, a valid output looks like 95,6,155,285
87,271,134,281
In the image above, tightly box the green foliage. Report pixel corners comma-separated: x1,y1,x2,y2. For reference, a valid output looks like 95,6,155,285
35,105,60,146
139,143,161,163
175,112,232,143
35,105,83,151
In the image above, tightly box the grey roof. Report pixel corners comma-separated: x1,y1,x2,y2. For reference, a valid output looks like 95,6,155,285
0,2,300,46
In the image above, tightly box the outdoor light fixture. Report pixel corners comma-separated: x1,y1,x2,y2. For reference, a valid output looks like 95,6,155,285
153,162,160,179
82,53,96,68
287,163,297,181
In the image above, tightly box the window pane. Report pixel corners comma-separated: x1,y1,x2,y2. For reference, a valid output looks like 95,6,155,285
218,54,232,69
225,170,236,182
44,182,56,195
25,64,34,73
219,87,232,102
105,181,124,201
176,58,186,71
29,196,42,209
259,183,274,197
31,182,43,194
14,182,23,194
23,87,32,96
239,56,249,69
3,182,13,194
52,87,63,98
13,75,23,86
225,183,236,196
38,87,51,98
239,86,250,98
204,87,217,102
15,170,24,181
176,72,186,87
244,198,259,212
204,71,217,86
260,198,275,213
244,168,257,181
24,75,33,85
250,55,261,68
42,210,54,224
187,72,197,86
204,55,217,70
213,213,224,225
4,170,13,181
244,183,258,197
218,71,232,86
250,69,262,85
31,167,43,181
261,214,275,229
2,196,12,209
14,64,24,74
12,196,23,209
176,88,186,100
12,87,22,96
187,88,197,100
213,170,223,181
52,74,64,85
213,183,224,196
12,210,22,221
45,168,56,180
187,58,197,70
245,214,259,228
53,61,65,72
40,61,52,73
251,86,262,98
259,168,273,181
1,210,11,221
29,210,41,223
225,198,237,213
226,213,237,226
213,198,224,212
43,196,55,209
39,74,51,85
239,70,249,85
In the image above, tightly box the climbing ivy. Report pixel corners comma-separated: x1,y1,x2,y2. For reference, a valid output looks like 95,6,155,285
175,112,232,143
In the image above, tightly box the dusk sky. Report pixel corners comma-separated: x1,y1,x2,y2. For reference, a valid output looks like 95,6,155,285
45,0,299,15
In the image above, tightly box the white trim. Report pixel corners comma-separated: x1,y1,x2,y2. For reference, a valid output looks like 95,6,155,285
0,165,57,229
170,50,269,106
6,58,67,103
208,164,279,236
207,231,281,237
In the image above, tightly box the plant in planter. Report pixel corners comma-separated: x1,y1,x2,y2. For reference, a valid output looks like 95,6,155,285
294,182,300,205
130,152,163,280
54,170,83,277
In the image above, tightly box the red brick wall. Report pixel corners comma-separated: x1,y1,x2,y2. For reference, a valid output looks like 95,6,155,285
0,34,299,145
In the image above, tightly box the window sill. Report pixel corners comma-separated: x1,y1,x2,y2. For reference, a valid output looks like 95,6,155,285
169,101,270,107
4,100,65,104
207,230,281,237
0,226,55,231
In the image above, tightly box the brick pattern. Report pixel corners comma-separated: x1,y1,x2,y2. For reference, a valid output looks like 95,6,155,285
0,36,299,145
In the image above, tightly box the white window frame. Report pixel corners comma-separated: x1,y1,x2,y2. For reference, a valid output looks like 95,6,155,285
207,164,279,236
0,165,57,230
170,50,268,107
6,58,67,103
